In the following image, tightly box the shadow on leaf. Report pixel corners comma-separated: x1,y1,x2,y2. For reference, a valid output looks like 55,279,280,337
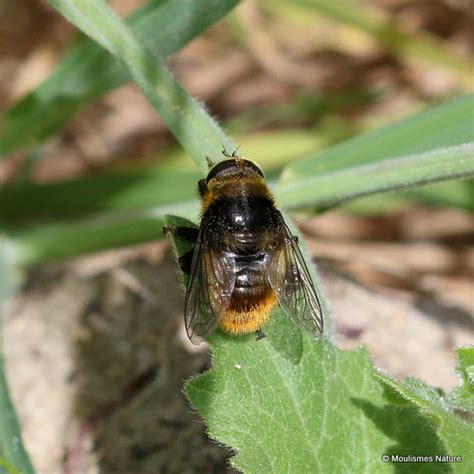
352,398,451,473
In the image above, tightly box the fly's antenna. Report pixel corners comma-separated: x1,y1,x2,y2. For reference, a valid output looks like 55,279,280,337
221,143,231,158
231,144,242,159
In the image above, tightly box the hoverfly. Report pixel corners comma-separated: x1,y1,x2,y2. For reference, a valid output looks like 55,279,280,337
169,151,323,343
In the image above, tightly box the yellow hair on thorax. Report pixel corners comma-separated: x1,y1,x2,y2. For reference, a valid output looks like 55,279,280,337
202,174,273,213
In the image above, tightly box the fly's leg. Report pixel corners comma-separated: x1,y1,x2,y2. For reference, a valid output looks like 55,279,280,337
163,225,198,275
163,225,198,243
178,251,194,275
255,329,266,341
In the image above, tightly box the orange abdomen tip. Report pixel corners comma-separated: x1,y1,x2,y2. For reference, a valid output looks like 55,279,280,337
219,290,278,334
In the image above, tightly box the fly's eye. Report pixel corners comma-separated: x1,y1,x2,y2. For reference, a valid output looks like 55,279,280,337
206,158,264,182
206,159,237,183
245,160,264,178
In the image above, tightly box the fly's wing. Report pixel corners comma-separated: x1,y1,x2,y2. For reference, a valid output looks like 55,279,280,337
184,225,236,343
267,221,323,335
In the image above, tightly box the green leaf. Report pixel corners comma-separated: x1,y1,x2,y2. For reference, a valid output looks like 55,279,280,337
277,95,474,209
1,168,203,266
186,314,461,473
342,180,474,214
0,170,200,224
282,94,474,178
276,142,474,210
46,0,236,175
3,94,473,266
376,373,474,471
0,238,34,474
164,213,461,473
2,94,472,265
449,347,474,414
8,199,199,267
0,0,239,157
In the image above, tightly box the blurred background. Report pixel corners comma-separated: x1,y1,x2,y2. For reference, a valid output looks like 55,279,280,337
0,1,473,473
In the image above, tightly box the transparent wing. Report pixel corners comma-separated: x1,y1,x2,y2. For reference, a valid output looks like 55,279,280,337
184,225,236,343
267,222,323,335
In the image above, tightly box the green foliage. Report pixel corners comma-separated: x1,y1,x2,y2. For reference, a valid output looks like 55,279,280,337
8,202,195,267
164,224,473,473
164,204,473,472
164,208,471,473
376,372,474,471
278,94,474,209
0,1,472,473
282,95,474,177
278,141,474,210
1,98,472,266
47,0,236,175
0,170,200,223
0,0,239,157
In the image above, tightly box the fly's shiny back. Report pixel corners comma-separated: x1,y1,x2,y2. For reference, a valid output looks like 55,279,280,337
199,159,279,255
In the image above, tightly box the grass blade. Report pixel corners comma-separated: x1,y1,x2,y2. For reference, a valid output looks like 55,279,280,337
342,180,474,214
277,94,474,209
282,94,474,179
8,146,471,266
47,0,235,175
0,0,239,158
276,143,474,209
4,93,473,266
164,217,469,473
0,238,34,474
0,170,200,223
8,199,199,267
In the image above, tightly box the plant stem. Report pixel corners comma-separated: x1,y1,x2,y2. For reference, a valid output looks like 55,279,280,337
47,0,235,175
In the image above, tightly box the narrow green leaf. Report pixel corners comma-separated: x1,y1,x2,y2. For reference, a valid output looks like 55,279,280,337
276,142,474,209
47,0,235,175
277,95,474,209
4,95,473,266
8,199,199,267
5,147,473,266
0,238,34,474
0,170,200,223
0,0,239,157
1,168,200,266
342,180,474,214
282,94,474,179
